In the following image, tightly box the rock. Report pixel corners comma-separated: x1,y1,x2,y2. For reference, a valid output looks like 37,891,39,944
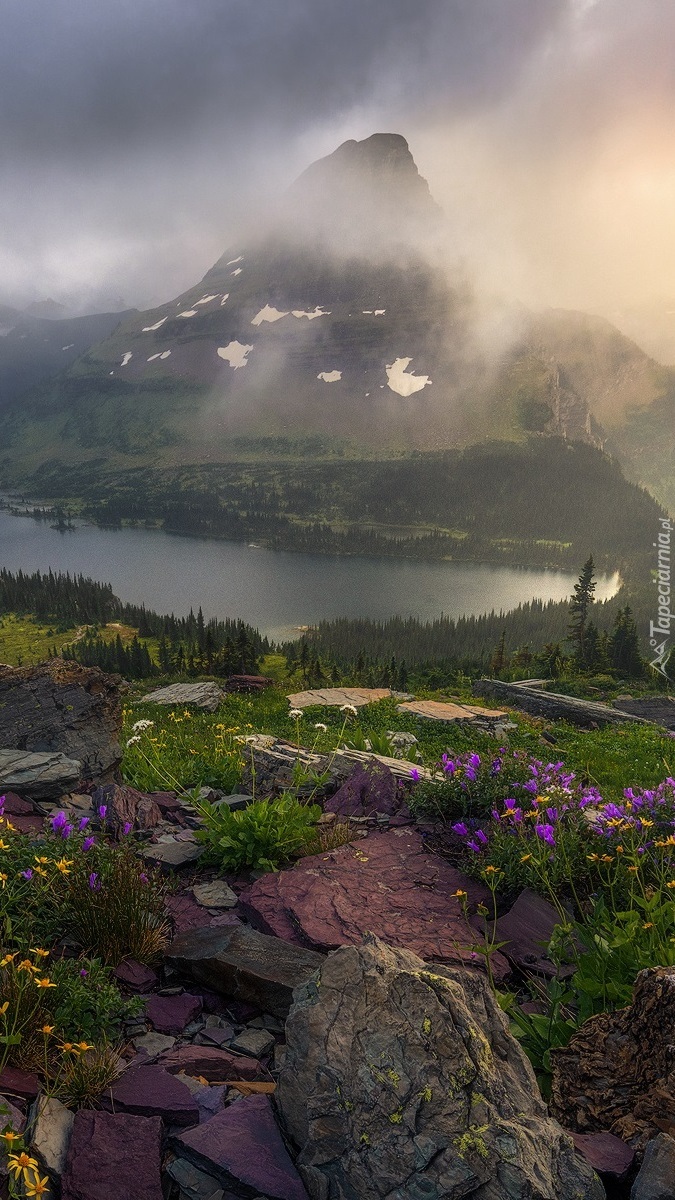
173,1094,309,1200
8,812,45,835
196,1027,235,1049
0,659,122,780
167,924,325,1018
493,888,574,977
91,782,163,836
326,760,411,820
0,1065,40,1099
193,881,238,910
146,992,203,1034
0,750,81,801
193,1083,227,1125
142,839,204,870
613,695,675,731
241,735,430,801
158,1044,270,1083
571,1131,635,1183
102,1066,199,1127
166,893,242,934
0,791,37,815
474,678,645,728
142,682,225,712
0,1096,25,1133
165,1157,227,1200
60,1110,163,1200
397,698,509,724
631,1133,675,1199
133,1031,176,1057
240,828,510,979
276,935,603,1200
550,966,675,1149
212,794,253,812
29,1095,74,1179
114,958,159,992
229,1029,275,1058
286,687,395,709
386,731,418,747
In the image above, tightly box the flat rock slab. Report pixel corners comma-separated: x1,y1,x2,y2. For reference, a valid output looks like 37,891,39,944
286,687,400,709
146,992,203,1034
158,1044,270,1083
114,958,158,992
193,880,238,909
240,828,509,979
570,1132,635,1182
173,1094,309,1200
0,750,81,801
166,892,242,934
142,839,204,869
631,1132,675,1198
0,1065,40,1099
61,1110,164,1200
167,924,325,1018
493,887,569,977
102,1066,199,1127
29,1095,74,1178
613,696,675,731
397,698,508,722
326,760,410,820
165,1157,230,1200
142,682,225,712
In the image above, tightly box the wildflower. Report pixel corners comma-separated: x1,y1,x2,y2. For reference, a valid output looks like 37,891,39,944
475,829,489,846
451,889,467,899
17,959,38,974
535,823,556,848
126,735,141,747
123,821,133,836
451,822,468,837
34,857,49,865
139,872,149,883
0,839,9,851
24,1169,51,1197
77,1041,93,1051
339,704,358,715
0,953,17,966
314,723,328,732
409,768,421,782
289,709,303,719
0,1001,8,1015
34,978,56,989
520,854,532,863
61,1042,75,1052
50,811,67,833
54,858,73,875
98,805,107,820
88,873,101,891
0,1130,20,1142
667,881,675,890
484,865,501,875
20,869,33,881
41,1025,55,1035
8,1151,38,1178
79,968,88,977
643,923,655,930
131,719,154,732
627,865,638,873
82,837,96,852
466,840,482,853
600,855,614,864
78,817,90,831
59,822,73,839
0,873,7,889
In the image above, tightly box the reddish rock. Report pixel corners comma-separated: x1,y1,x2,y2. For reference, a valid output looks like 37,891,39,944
571,1131,635,1182
326,760,411,820
102,1066,199,1127
173,1094,309,1200
0,792,37,815
240,828,509,978
491,888,575,977
7,813,45,836
145,790,181,813
0,1066,40,1100
92,782,162,837
146,991,202,1034
114,958,158,992
166,892,242,934
158,1044,271,1083
61,1110,163,1200
167,924,325,1018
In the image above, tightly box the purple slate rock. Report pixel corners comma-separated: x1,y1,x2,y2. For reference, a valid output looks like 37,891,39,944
0,1095,26,1132
61,1110,164,1200
194,1082,227,1123
102,1066,199,1127
1,791,37,815
158,1044,271,1083
166,891,242,934
174,1094,309,1200
326,760,411,820
114,958,159,993
8,814,45,836
196,1025,235,1048
0,1066,40,1100
571,1131,636,1182
146,991,203,1034
491,888,577,978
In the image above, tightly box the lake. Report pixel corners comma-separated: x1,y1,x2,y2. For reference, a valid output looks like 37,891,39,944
0,510,619,641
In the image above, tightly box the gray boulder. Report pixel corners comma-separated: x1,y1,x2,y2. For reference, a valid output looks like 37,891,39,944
0,660,122,780
142,682,224,712
631,1133,675,1199
275,935,604,1200
0,749,81,800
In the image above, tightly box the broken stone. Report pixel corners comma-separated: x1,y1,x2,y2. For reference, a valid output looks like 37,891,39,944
229,1028,275,1058
141,839,204,870
61,1110,164,1200
92,782,162,837
158,1044,270,1083
492,887,574,977
146,992,202,1034
276,935,603,1200
165,1157,227,1200
102,1066,199,1127
212,793,253,812
29,1095,74,1179
132,1032,176,1057
240,828,509,978
193,881,238,910
0,791,37,815
0,750,81,801
0,1065,40,1100
141,682,225,712
173,1094,309,1200
631,1132,675,1199
196,1027,235,1049
167,924,325,1018
326,760,411,820
571,1131,635,1183
114,958,158,992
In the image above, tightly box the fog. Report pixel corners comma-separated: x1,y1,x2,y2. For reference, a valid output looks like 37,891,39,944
2,0,675,357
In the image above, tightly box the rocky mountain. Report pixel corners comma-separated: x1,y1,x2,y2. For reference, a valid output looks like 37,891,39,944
0,132,672,517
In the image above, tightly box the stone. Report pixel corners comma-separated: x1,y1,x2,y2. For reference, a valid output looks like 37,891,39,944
276,935,603,1200
397,698,509,723
286,686,395,709
631,1133,675,1199
0,1065,40,1099
613,695,675,731
114,958,159,992
29,1095,74,1179
173,1094,309,1200
493,887,575,977
196,1027,235,1048
146,992,203,1034
165,1157,227,1200
550,965,675,1149
0,750,81,801
166,893,242,935
133,1031,176,1057
61,1110,163,1200
474,678,645,728
0,659,122,780
167,924,325,1018
571,1131,635,1183
102,1066,199,1127
193,880,238,909
212,793,252,812
141,839,204,869
229,1028,275,1058
158,1044,271,1083
142,682,225,712
0,1096,25,1133
240,828,510,979
386,731,418,747
326,760,411,820
8,812,45,835
0,791,37,815
91,782,162,836
193,1083,227,1124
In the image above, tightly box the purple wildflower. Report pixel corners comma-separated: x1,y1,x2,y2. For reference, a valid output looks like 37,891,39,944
451,822,468,837
21,869,33,880
98,805,107,820
50,811,67,833
139,872,149,884
78,817,90,831
535,823,556,848
79,969,88,977
466,840,482,853
409,768,421,782
88,873,101,891
123,821,133,836
82,836,96,852
60,823,73,839
476,829,489,845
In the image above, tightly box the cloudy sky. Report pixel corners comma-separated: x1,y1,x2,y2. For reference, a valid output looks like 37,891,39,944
2,0,674,320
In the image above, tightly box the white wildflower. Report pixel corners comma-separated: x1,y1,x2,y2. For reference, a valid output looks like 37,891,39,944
131,719,154,732
125,735,141,747
314,723,328,732
245,735,257,744
289,708,303,719
340,704,358,715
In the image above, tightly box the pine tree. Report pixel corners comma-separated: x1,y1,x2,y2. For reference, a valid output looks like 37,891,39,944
568,555,596,667
490,631,509,676
609,606,644,678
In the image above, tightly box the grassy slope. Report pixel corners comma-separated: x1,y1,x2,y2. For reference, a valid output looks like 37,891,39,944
0,617,153,667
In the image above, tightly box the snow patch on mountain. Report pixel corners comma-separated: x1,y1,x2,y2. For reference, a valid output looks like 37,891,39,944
217,342,253,369
120,352,132,366
142,317,167,332
251,305,289,326
386,357,431,396
292,306,331,320
317,370,342,383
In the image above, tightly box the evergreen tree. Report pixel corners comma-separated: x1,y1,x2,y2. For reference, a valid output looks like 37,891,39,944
568,556,596,667
490,630,509,676
609,606,644,678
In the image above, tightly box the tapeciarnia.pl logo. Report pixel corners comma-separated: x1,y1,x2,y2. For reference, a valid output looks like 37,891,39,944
650,517,673,680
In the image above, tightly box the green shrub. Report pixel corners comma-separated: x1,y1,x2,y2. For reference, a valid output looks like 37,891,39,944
48,958,143,1043
194,793,322,872
66,843,169,966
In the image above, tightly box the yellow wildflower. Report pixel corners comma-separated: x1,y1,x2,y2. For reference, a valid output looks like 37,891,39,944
587,854,600,862
484,865,501,875
34,977,56,989
0,1130,21,1143
77,1041,93,1051
0,953,17,967
643,923,655,929
30,948,49,957
0,873,7,889
0,840,9,851
54,859,73,875
520,854,532,863
451,889,467,899
17,960,38,974
24,1169,51,1197
600,855,614,864
666,881,675,890
0,1001,9,1015
41,1025,55,1035
8,1151,38,1178
627,865,638,873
